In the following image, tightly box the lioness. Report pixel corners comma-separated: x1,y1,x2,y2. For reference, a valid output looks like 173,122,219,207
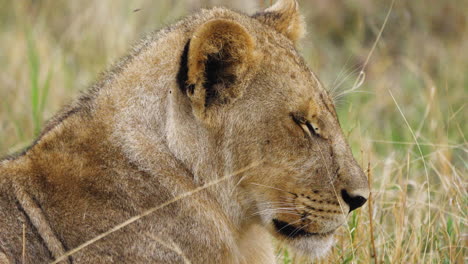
0,0,369,263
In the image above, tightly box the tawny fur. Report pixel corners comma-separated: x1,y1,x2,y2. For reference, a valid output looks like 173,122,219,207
0,1,368,263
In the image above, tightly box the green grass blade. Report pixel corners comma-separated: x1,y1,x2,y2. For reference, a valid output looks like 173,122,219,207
26,29,42,136
39,68,52,117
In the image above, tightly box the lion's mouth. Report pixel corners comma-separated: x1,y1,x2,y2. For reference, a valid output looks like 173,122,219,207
272,219,335,238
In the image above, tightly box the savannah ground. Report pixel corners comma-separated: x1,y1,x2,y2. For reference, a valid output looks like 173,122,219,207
0,0,466,263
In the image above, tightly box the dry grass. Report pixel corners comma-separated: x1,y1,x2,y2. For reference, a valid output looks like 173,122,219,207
0,0,466,263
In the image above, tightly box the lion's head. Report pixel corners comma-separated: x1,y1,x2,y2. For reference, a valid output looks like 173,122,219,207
169,0,369,258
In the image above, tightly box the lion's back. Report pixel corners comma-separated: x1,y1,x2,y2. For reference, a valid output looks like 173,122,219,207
0,167,53,263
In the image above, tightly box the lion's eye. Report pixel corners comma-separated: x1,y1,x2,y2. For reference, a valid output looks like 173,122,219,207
292,115,321,138
305,122,321,137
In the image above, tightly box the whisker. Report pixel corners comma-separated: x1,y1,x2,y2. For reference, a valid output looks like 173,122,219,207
255,202,297,208
250,182,293,194
275,217,307,239
330,55,354,88
289,223,309,238
330,65,361,95
251,209,302,217
334,90,374,100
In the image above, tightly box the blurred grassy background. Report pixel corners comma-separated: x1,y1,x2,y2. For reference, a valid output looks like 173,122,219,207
0,0,466,263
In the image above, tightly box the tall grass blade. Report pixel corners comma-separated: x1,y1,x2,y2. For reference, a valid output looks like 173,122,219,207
26,29,41,136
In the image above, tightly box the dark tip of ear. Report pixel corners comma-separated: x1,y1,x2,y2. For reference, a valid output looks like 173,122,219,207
187,84,195,95
177,40,191,94
204,53,237,106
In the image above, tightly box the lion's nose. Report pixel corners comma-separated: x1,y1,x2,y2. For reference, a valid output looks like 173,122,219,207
341,189,368,212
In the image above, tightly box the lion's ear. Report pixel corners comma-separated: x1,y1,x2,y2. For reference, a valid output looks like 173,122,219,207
182,19,256,120
253,0,306,45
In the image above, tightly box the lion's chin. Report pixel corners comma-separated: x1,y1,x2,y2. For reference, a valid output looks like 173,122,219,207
287,234,335,259
270,219,335,259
